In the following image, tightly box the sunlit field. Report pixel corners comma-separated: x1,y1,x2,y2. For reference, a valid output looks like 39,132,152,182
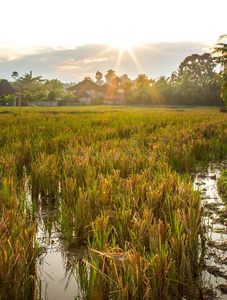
0,106,226,299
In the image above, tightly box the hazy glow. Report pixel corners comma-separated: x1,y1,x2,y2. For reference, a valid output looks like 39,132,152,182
0,0,225,82
0,0,225,53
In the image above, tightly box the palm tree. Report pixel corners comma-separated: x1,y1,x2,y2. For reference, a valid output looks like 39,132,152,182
212,34,227,108
11,71,19,81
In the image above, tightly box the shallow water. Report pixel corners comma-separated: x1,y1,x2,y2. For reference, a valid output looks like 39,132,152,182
33,160,227,299
194,160,227,300
34,198,86,300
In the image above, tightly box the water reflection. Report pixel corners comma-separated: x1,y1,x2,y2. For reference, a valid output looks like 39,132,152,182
193,160,227,300
32,193,87,300
28,159,227,299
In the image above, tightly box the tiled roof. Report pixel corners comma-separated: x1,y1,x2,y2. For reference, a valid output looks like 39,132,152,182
68,80,102,92
74,90,91,98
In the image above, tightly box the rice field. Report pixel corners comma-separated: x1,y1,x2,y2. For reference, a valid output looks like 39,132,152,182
218,170,227,202
0,106,226,300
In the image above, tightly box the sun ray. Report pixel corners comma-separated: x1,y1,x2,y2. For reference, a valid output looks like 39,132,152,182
77,45,114,67
112,44,144,75
129,51,144,73
114,48,124,73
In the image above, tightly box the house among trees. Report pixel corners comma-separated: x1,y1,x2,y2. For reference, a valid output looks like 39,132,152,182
0,79,15,97
67,79,104,105
67,77,125,105
0,79,23,106
0,79,15,105
102,76,124,104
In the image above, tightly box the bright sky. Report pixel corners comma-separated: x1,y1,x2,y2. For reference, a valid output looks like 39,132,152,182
0,0,226,82
1,0,225,51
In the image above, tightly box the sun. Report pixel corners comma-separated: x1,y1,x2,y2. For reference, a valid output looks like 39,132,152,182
108,41,143,74
111,41,138,54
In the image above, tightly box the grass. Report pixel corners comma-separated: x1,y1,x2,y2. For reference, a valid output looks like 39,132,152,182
0,106,226,299
217,170,227,202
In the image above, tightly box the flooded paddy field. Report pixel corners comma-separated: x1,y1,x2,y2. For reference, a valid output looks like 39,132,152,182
193,161,227,300
36,160,227,300
0,107,227,299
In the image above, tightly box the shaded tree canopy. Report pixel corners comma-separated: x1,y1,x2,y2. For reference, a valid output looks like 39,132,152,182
178,53,216,86
48,90,56,101
129,74,153,104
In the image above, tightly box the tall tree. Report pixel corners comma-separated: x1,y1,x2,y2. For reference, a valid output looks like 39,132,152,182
105,69,116,84
135,74,153,87
151,76,172,104
13,73,45,101
130,74,153,104
11,71,19,81
44,79,64,98
95,71,103,86
212,34,227,107
14,73,44,93
178,53,216,86
173,53,219,105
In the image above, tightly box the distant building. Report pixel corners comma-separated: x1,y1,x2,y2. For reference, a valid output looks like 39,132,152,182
0,79,15,97
68,78,125,105
0,79,22,106
67,79,104,105
102,76,125,104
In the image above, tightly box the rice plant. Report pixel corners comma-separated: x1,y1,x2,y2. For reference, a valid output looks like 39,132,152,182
0,106,226,299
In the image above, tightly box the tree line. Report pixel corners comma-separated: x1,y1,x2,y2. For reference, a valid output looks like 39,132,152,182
8,35,227,107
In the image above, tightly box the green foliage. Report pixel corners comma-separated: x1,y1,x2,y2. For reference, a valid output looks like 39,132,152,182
151,76,172,104
12,74,65,102
32,90,47,101
217,170,227,202
48,90,56,101
63,94,79,102
23,91,33,102
4,94,14,105
0,94,14,106
212,35,227,107
178,53,216,85
90,97,103,105
170,53,219,106
44,79,64,98
129,74,153,104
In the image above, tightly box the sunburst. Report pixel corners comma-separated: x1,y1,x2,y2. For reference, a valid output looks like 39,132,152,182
111,43,143,73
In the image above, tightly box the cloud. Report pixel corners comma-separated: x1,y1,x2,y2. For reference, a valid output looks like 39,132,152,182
0,42,207,83
58,65,82,71
6,56,22,62
83,58,108,64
